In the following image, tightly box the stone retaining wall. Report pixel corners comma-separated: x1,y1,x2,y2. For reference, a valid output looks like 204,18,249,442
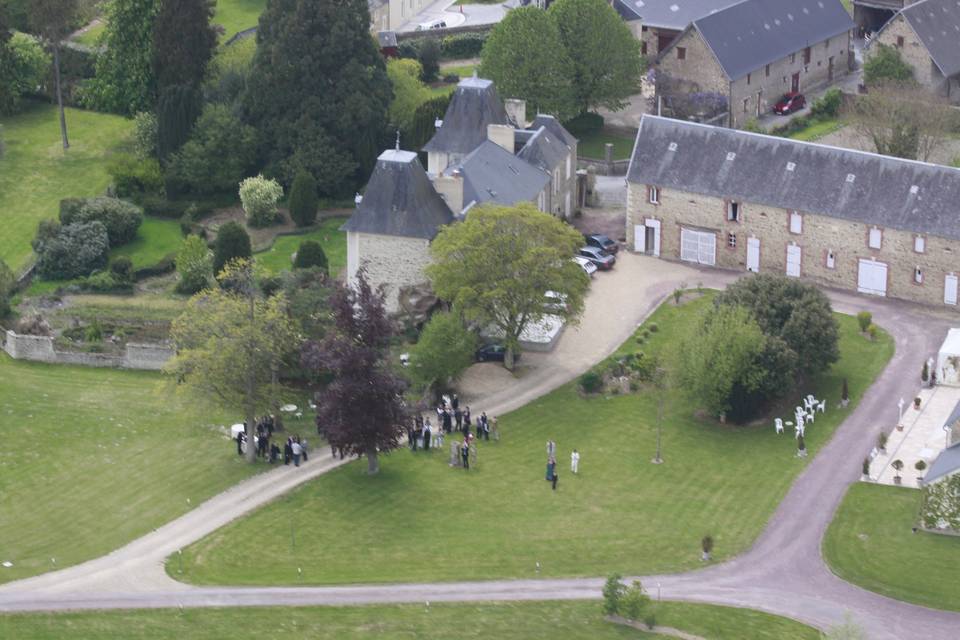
2,330,174,370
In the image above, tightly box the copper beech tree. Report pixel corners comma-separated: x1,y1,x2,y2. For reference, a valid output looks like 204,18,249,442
302,271,409,475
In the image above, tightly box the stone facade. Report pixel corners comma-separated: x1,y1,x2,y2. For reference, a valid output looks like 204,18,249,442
627,183,960,309
347,231,432,313
656,28,728,96
369,0,390,32
1,330,174,370
869,14,960,103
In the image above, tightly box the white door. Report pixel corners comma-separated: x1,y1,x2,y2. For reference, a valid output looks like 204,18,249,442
680,229,715,266
786,244,801,277
746,237,760,272
946,274,958,305
857,259,888,296
634,224,646,253
645,218,661,257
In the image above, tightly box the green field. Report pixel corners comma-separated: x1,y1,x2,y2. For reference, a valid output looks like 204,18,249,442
214,0,267,39
172,296,893,586
0,353,264,585
823,482,960,611
254,217,347,276
110,217,185,270
577,132,636,160
0,104,133,273
0,600,819,639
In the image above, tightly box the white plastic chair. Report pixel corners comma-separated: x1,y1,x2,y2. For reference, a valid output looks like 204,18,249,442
775,418,784,434
817,400,826,413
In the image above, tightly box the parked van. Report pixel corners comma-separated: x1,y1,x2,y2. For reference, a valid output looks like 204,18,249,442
415,19,447,31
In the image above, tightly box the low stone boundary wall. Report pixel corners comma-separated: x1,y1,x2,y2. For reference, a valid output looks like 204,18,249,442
2,330,174,371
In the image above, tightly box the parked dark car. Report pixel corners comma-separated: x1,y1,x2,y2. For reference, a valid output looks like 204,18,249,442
584,233,619,254
578,246,616,270
476,343,520,363
773,92,806,115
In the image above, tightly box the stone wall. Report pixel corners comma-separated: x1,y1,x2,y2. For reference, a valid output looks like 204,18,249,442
2,330,174,369
655,29,729,97
352,232,433,313
626,182,960,309
870,16,960,103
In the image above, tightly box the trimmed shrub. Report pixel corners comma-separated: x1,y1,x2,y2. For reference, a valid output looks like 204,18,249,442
288,170,319,227
857,311,872,332
810,88,842,119
176,234,212,294
133,255,176,280
213,221,252,277
239,175,283,228
33,221,110,280
442,73,459,84
107,153,164,200
579,370,603,393
60,197,144,247
293,240,328,272
132,111,158,159
110,256,134,283
441,33,488,58
82,271,133,293
419,38,441,83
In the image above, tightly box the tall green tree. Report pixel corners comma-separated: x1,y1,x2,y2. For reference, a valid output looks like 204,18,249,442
86,0,159,115
409,310,477,395
549,0,643,114
213,221,252,277
242,0,391,193
386,58,431,134
864,44,913,86
168,259,299,463
156,83,202,161
427,203,589,369
479,7,576,120
166,103,258,195
0,32,50,116
28,0,79,150
152,0,217,93
288,170,319,227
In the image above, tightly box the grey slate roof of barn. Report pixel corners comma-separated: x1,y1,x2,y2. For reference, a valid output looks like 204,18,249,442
899,0,960,78
627,115,960,240
684,0,854,80
612,0,741,29
423,77,509,155
529,114,578,149
453,141,549,207
341,149,453,240
517,126,570,174
924,441,960,484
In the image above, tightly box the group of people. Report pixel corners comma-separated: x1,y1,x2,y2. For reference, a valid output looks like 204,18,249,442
233,415,309,467
406,394,498,471
545,440,580,490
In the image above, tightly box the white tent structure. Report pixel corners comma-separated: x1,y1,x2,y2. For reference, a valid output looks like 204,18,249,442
936,329,960,386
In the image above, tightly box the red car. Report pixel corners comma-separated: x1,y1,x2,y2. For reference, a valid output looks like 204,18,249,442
773,92,806,115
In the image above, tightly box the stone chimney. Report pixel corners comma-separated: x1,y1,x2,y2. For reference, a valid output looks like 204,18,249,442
433,171,463,214
504,99,527,128
487,124,515,153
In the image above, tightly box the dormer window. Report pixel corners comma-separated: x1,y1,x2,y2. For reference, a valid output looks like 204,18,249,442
649,186,660,204
727,201,740,222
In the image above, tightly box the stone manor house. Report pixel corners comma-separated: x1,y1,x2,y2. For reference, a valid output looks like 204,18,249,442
626,115,960,309
343,77,579,312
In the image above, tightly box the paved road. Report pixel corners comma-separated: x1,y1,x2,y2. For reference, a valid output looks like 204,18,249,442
4,255,960,639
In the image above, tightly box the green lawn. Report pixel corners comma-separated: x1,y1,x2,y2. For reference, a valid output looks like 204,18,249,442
172,296,893,586
0,104,133,273
254,217,347,276
73,21,106,47
441,63,479,78
788,119,843,142
0,600,819,639
823,482,960,611
214,0,267,39
111,217,184,270
0,353,264,585
577,131,636,160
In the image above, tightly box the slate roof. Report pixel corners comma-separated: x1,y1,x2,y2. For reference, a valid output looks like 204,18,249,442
341,149,453,240
612,0,740,29
517,126,570,174
529,114,578,149
452,141,550,208
925,441,960,484
423,77,509,155
377,31,397,48
627,115,960,240
680,0,854,81
899,0,960,78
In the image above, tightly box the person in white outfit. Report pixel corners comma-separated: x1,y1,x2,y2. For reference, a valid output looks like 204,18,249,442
571,449,580,474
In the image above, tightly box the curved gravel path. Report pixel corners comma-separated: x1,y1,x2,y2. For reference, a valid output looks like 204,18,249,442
3,255,959,639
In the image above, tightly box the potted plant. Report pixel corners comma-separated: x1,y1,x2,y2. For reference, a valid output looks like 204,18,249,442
896,422,904,432
914,396,921,409
922,361,929,383
915,460,927,484
892,459,904,485
701,535,714,561
878,432,888,454
862,457,871,480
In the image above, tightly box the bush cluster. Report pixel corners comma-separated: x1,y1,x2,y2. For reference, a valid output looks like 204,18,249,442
293,240,328,272
33,220,111,280
399,33,489,61
60,196,144,247
107,153,164,200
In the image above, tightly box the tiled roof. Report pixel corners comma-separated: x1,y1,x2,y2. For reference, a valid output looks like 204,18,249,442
423,77,509,155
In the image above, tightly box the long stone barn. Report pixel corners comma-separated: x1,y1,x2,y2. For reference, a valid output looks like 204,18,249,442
626,115,960,308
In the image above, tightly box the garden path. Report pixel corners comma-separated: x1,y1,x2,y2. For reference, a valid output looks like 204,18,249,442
3,254,960,639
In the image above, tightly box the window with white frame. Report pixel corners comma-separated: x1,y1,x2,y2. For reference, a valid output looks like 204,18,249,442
649,186,659,204
826,250,836,269
868,227,882,249
915,235,926,253
789,211,802,234
915,267,924,284
727,201,740,222
565,155,571,180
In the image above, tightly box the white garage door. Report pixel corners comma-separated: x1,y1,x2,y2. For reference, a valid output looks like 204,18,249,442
945,274,958,305
857,259,888,297
786,244,801,277
680,228,716,266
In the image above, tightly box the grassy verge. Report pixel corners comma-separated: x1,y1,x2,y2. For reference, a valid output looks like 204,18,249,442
254,217,347,276
0,103,133,273
73,21,106,46
823,482,960,611
788,119,843,142
442,63,479,78
0,600,819,639
214,0,267,39
110,217,184,270
577,131,636,160
171,295,893,586
0,353,265,584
